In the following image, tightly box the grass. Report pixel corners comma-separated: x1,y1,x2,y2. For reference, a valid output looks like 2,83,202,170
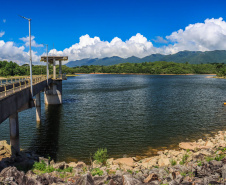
179,154,189,165
197,161,203,166
91,168,104,176
205,156,214,162
215,154,225,161
170,159,177,166
93,148,108,165
32,160,73,174
127,170,133,174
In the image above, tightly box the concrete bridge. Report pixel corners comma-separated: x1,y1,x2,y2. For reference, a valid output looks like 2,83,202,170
0,56,68,154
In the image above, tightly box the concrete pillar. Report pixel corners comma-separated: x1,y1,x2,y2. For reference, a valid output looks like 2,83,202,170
36,93,41,122
44,80,62,104
9,112,20,154
59,60,62,75
53,58,56,79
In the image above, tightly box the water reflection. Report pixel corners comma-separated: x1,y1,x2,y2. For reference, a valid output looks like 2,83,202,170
28,105,62,161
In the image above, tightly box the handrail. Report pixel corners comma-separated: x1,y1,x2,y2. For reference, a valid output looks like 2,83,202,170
0,75,51,98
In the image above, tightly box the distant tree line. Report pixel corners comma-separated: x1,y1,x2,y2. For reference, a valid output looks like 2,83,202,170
72,61,221,75
0,60,226,77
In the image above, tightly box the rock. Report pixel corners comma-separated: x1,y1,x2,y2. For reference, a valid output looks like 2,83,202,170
205,141,214,148
92,160,102,168
53,162,67,170
122,175,141,185
106,158,114,165
112,175,123,184
93,175,109,185
143,173,158,183
68,162,77,168
107,179,116,185
39,157,49,166
209,160,223,170
113,158,134,168
76,161,87,169
158,157,170,167
76,173,95,185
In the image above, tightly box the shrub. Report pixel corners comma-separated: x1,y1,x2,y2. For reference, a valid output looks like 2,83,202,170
215,154,225,161
93,148,108,164
179,154,189,165
33,161,46,171
91,168,104,176
170,159,177,166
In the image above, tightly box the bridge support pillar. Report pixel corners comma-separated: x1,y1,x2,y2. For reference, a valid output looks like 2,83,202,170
44,80,62,104
9,112,20,154
53,58,56,79
36,93,41,122
59,61,62,75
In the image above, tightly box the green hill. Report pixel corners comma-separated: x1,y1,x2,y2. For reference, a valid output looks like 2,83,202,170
66,50,226,67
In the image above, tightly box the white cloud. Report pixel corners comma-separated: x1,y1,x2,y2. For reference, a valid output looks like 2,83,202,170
2,17,226,64
165,17,226,53
0,40,40,64
49,33,161,61
0,31,5,37
153,36,168,44
3,19,6,23
20,36,43,47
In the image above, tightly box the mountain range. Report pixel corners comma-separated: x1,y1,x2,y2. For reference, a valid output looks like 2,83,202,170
66,50,226,67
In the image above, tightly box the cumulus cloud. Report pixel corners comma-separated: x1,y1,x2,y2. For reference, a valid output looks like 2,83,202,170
20,36,43,47
3,19,6,23
153,36,168,44
2,17,226,64
49,33,161,61
0,31,5,37
0,40,40,64
165,17,226,54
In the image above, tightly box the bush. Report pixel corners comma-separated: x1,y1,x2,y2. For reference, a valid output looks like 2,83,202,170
170,159,177,166
93,148,108,164
91,168,104,176
33,161,46,171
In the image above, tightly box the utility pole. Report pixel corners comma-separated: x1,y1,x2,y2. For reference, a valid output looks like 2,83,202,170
42,44,49,84
19,15,33,96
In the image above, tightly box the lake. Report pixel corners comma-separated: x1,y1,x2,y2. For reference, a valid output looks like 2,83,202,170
1,74,226,162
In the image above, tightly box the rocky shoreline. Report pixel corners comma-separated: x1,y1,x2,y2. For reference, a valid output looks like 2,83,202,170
1,131,226,184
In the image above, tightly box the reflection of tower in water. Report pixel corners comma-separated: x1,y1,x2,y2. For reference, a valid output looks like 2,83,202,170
29,104,62,161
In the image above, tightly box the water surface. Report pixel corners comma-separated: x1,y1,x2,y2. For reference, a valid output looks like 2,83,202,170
1,74,226,162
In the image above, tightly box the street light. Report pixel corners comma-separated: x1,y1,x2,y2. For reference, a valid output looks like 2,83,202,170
42,44,49,84
19,15,33,96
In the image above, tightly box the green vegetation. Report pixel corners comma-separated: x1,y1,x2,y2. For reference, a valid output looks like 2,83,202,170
127,169,133,174
170,159,177,166
0,60,223,77
91,168,104,176
197,161,203,166
93,148,108,165
32,160,73,174
205,156,214,162
179,154,189,165
72,61,218,74
215,154,225,161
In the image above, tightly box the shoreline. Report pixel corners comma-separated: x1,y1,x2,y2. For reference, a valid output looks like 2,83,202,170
1,129,226,184
74,72,217,76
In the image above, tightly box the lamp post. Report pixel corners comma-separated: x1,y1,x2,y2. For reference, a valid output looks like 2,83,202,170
42,44,49,84
19,15,33,96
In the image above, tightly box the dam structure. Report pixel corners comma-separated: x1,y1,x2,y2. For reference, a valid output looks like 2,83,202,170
0,56,68,154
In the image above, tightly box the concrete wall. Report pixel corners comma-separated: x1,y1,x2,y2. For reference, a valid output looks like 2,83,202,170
0,78,53,124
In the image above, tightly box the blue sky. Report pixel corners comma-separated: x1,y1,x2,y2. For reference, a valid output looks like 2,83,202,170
1,0,226,64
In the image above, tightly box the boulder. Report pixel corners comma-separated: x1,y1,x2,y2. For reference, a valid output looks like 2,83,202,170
122,175,141,185
76,173,95,185
143,173,158,183
158,157,170,167
113,158,134,167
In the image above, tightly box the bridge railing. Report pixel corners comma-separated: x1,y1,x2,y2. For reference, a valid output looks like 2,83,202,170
0,75,50,98
55,73,67,80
